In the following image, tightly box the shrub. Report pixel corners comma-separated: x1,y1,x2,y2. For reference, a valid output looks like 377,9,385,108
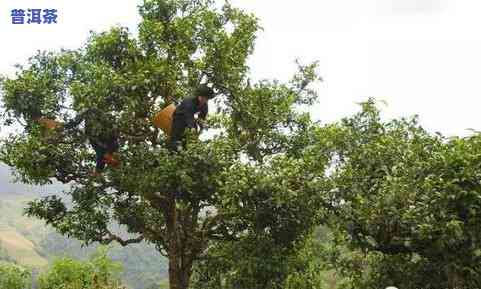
38,247,124,289
0,262,31,289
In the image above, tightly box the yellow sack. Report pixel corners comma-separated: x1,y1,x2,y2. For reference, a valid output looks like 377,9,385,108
152,104,176,136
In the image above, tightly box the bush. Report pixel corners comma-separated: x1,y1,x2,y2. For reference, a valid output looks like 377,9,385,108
38,247,124,289
0,262,31,289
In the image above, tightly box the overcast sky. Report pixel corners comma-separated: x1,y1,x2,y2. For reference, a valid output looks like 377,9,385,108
1,0,480,136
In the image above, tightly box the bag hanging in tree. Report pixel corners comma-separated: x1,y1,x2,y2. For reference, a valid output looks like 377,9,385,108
38,117,62,130
152,104,176,136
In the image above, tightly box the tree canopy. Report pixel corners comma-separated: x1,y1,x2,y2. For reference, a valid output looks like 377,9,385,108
0,1,326,288
325,100,481,288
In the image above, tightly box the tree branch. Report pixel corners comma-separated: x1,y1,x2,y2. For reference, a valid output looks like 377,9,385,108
99,230,144,247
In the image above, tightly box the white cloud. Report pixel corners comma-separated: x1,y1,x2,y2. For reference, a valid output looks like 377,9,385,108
0,0,140,76
0,0,480,137
379,0,444,14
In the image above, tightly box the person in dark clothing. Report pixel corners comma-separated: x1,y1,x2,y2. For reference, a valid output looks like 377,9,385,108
64,108,120,173
168,85,215,151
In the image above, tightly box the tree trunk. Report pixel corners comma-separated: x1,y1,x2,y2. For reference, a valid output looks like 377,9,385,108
168,256,188,289
167,250,192,289
166,196,194,289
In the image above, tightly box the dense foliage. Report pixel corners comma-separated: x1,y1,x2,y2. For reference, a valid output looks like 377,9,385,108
191,227,336,289
37,247,123,289
0,262,30,289
0,248,124,289
323,100,481,289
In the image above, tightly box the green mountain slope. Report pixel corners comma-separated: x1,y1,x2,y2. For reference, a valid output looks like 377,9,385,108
0,229,48,268
0,191,168,289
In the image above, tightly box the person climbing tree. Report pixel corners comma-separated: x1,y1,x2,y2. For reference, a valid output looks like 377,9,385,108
64,108,120,174
168,85,215,152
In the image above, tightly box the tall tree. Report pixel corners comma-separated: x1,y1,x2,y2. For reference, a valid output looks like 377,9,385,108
0,1,326,288
327,100,481,289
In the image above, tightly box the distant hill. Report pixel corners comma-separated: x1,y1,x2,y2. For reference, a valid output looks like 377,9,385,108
0,229,48,268
0,164,69,197
0,170,168,289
